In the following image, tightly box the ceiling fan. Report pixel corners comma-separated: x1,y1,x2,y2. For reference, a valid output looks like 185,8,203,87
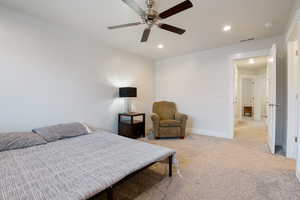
108,0,194,42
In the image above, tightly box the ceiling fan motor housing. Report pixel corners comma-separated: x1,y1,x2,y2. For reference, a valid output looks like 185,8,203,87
146,11,158,21
146,0,158,22
146,0,155,8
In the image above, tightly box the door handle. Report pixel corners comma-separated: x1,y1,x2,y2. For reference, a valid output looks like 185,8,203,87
269,104,280,107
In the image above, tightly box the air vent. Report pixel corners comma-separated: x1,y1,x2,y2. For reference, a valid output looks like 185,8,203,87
240,38,255,43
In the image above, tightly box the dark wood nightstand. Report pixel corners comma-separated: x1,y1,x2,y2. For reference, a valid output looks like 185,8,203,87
118,113,145,139
244,106,253,117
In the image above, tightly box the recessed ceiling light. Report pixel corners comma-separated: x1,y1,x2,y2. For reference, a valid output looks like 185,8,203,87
157,44,164,49
249,58,255,64
268,57,274,63
223,25,231,32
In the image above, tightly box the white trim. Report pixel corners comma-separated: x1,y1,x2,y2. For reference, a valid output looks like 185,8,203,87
230,49,270,60
297,170,300,182
188,128,233,139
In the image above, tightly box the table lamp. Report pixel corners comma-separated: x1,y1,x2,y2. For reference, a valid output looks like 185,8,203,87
119,87,137,113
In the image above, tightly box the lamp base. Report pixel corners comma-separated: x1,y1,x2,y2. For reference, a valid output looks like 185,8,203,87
124,98,133,113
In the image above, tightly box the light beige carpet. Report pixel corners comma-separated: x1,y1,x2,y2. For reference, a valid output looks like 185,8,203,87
94,120,300,200
234,120,268,143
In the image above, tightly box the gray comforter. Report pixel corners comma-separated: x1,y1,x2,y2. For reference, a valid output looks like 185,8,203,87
0,131,175,200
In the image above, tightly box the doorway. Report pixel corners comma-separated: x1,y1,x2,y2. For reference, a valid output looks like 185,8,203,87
234,56,268,143
231,46,278,154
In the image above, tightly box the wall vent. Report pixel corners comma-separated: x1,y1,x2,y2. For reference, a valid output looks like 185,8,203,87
240,38,255,43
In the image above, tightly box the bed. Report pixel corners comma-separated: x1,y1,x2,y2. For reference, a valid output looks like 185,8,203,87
0,130,175,200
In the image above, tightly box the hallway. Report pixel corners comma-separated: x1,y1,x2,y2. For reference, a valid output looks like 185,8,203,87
235,120,268,144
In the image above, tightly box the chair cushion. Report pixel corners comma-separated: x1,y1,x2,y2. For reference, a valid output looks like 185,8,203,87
160,120,181,127
158,127,181,137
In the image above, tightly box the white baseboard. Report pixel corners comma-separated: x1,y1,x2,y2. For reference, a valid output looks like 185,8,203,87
297,170,300,183
188,128,233,139
286,152,297,160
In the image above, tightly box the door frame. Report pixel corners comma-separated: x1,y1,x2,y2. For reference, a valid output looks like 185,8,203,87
229,49,271,139
286,8,300,181
287,40,299,159
286,20,300,160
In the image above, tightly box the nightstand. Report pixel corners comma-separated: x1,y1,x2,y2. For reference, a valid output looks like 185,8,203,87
118,113,145,139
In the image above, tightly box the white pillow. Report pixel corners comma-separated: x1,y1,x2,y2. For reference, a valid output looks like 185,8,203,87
33,122,88,142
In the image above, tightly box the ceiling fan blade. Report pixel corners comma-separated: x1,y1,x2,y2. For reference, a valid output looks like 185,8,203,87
108,22,143,29
158,23,186,35
141,28,151,42
159,0,193,19
122,0,146,17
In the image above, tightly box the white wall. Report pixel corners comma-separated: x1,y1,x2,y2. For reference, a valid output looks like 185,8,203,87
155,36,285,139
0,6,155,133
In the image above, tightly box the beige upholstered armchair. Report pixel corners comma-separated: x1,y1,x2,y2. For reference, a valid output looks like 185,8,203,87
151,101,188,139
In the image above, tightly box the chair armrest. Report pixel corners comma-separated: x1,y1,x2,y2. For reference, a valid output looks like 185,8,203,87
175,112,188,122
175,112,188,138
151,113,160,123
151,113,160,137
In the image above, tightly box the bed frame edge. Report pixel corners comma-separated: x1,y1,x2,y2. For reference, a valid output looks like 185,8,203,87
105,154,173,200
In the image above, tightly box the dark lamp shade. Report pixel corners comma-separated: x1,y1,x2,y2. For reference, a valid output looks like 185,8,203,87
119,87,137,98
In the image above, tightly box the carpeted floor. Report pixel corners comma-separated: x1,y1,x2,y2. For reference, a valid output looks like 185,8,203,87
234,120,268,143
94,120,300,200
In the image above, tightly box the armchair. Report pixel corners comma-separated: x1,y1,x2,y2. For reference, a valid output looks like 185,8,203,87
151,101,188,139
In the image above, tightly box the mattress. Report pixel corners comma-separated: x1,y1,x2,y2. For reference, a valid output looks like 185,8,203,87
0,131,175,200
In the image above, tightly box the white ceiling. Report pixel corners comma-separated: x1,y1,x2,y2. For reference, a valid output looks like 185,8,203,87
235,56,268,70
0,0,295,60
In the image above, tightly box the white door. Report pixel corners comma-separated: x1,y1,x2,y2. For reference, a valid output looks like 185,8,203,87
266,44,277,154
